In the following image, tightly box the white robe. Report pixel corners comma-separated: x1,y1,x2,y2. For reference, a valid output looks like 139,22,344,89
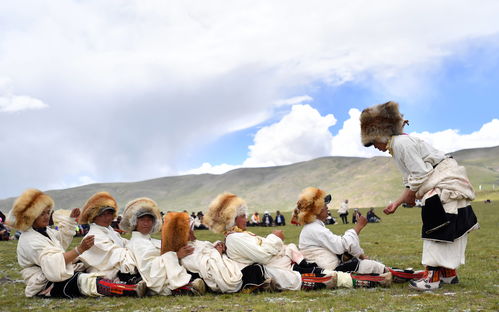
78,223,136,279
181,240,243,293
389,135,477,268
299,220,385,274
17,216,83,297
225,231,302,291
127,232,191,295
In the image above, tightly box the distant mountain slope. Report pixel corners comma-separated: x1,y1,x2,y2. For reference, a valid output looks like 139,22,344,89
1,146,498,214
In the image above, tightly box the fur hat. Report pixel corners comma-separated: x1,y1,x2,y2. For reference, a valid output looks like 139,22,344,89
120,197,162,233
79,192,118,224
6,189,54,231
360,101,408,147
161,212,190,254
203,192,248,234
296,187,330,225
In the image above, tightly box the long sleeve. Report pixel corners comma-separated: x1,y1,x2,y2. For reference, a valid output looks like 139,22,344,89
225,232,283,265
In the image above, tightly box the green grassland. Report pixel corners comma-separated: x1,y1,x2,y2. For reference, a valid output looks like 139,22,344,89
0,202,498,312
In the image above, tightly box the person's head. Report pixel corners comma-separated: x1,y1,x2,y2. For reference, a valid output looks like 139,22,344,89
345,199,349,204
6,189,54,231
120,197,162,235
296,187,332,225
204,192,249,234
79,192,118,226
360,101,408,149
276,210,281,216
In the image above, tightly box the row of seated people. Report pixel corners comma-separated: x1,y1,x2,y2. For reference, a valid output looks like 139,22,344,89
5,188,425,299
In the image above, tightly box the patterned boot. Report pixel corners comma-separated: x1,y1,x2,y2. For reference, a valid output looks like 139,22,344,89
409,266,441,291
439,267,459,284
351,272,392,288
301,273,338,291
387,267,425,283
96,278,147,297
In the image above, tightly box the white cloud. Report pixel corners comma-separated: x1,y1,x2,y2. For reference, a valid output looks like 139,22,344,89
183,162,241,175
0,95,48,113
273,95,313,107
412,119,499,153
243,104,336,167
1,1,499,197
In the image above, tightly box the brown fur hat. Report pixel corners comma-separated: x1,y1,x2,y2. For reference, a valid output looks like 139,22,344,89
296,187,327,225
203,192,248,234
161,212,190,254
360,101,408,147
6,189,54,231
79,192,118,224
120,197,162,233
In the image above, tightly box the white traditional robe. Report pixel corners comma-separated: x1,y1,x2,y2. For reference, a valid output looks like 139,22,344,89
389,135,478,268
127,232,191,295
17,215,84,297
299,220,385,274
181,240,243,293
78,223,136,279
225,231,302,290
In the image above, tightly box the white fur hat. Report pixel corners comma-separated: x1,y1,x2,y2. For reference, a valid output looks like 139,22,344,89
203,192,248,234
6,189,54,231
120,197,162,234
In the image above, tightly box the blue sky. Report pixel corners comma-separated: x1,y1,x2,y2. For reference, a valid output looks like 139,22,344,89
1,1,499,199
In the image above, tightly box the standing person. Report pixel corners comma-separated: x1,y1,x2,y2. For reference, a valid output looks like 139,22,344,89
7,189,145,298
338,200,349,224
120,198,205,296
360,101,479,291
275,211,286,226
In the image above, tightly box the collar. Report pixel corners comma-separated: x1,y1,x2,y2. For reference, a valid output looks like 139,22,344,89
224,226,256,236
131,231,151,240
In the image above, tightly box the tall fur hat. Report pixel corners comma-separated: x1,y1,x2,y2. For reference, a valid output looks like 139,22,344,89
120,197,162,234
6,189,54,231
161,212,190,254
203,192,248,234
79,192,118,224
360,101,408,147
296,187,330,225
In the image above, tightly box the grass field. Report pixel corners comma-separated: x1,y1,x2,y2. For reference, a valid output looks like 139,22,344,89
0,202,498,312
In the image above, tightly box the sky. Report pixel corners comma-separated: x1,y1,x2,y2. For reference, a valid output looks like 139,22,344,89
1,1,499,199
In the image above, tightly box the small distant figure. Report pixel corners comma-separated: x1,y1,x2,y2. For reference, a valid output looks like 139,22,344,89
338,200,349,224
366,208,381,223
326,212,336,225
290,208,300,226
352,208,360,224
262,211,273,227
0,217,11,241
275,211,286,226
484,199,491,204
111,215,125,234
250,212,261,226
194,211,208,230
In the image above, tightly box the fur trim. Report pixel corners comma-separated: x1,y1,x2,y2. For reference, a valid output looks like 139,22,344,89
161,212,190,254
6,189,54,231
203,192,248,234
296,187,327,225
360,101,407,147
120,197,162,233
79,192,117,224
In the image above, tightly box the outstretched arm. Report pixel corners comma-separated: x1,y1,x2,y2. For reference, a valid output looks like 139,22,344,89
384,188,416,215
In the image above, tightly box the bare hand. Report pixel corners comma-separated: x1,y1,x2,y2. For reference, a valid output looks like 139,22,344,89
353,214,367,234
70,208,81,219
272,230,285,241
78,235,94,253
384,202,399,215
214,242,226,255
176,245,194,259
359,254,369,260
